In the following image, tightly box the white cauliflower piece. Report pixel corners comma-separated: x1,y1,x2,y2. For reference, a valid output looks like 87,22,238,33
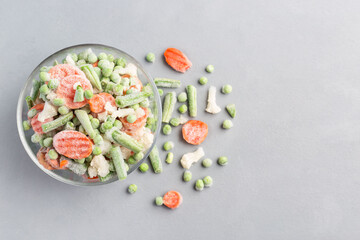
135,107,145,118
111,108,135,119
179,115,188,124
46,91,58,102
65,54,76,66
104,127,119,142
98,138,112,154
105,102,117,114
205,86,221,114
87,166,98,178
114,63,138,77
97,111,108,122
133,127,154,151
73,82,82,90
90,155,110,177
180,147,205,169
120,146,133,160
38,101,57,122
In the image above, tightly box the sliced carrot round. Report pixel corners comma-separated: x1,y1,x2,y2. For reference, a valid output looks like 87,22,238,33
98,92,116,107
53,130,93,159
120,107,149,135
164,48,192,73
36,148,54,170
88,94,106,113
56,75,92,109
48,64,85,80
31,112,54,135
182,120,208,145
163,191,183,209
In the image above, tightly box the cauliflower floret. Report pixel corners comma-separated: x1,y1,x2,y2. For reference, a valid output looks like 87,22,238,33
97,111,108,122
120,146,133,160
46,91,58,102
98,138,112,154
135,107,145,118
104,127,120,142
133,127,154,151
180,147,205,169
65,54,76,66
205,86,221,114
87,166,98,178
38,101,58,122
90,155,110,177
113,63,137,77
105,102,117,114
111,108,135,119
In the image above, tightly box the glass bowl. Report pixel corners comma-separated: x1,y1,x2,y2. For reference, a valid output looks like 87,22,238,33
16,44,162,186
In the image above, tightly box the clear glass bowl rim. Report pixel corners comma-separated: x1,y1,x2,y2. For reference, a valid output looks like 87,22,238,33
16,43,162,186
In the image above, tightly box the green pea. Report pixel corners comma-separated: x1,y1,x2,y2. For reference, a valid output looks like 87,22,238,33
77,59,86,66
146,52,155,63
114,119,123,129
103,121,113,130
128,184,137,194
218,156,228,166
98,52,107,61
87,53,98,64
98,59,110,69
102,67,113,78
162,124,172,135
126,88,134,95
169,118,180,127
165,152,174,164
199,76,208,85
93,146,102,155
99,124,106,134
39,72,50,82
70,53,78,62
115,57,127,67
158,89,164,96
127,156,137,165
139,99,150,108
48,78,59,90
113,84,123,95
203,176,213,187
202,158,212,168
90,118,99,129
146,117,155,126
155,196,163,206
73,117,81,126
139,163,149,173
183,170,192,182
121,77,130,87
221,84,232,94
43,137,53,147
110,72,121,84
39,84,50,95
205,64,214,73
127,114,137,123
27,109,37,118
23,120,31,131
94,67,102,78
58,106,69,115
88,114,93,120
177,92,187,102
222,119,233,129
93,134,103,145
131,103,140,110
64,121,75,130
195,179,204,191
78,51,88,60
107,54,114,62
52,98,64,107
178,104,188,113
134,152,144,161
84,89,93,100
40,66,50,72
48,149,58,160
163,141,174,151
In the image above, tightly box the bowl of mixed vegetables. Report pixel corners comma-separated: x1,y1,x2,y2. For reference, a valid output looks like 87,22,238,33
17,44,162,186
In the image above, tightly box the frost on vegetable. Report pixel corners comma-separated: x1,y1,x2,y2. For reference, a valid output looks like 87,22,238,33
65,54,76,66
38,101,58,122
180,147,205,169
179,115,188,125
90,154,110,177
205,86,221,114
113,63,138,77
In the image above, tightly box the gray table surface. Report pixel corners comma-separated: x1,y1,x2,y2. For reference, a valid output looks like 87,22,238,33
1,0,360,239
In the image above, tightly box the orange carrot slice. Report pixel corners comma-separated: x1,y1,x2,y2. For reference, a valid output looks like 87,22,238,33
120,107,149,135
31,112,54,135
182,120,208,145
88,94,106,113
164,48,192,73
53,130,93,159
56,75,93,109
98,92,116,108
48,64,85,81
163,191,183,209
36,148,54,170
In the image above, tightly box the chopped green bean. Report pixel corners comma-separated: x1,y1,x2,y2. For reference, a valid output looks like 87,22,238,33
226,104,236,118
75,110,96,139
64,121,75,130
80,65,102,91
112,130,144,153
169,118,180,127
31,79,41,102
23,120,31,131
127,156,137,165
27,109,37,118
31,133,43,143
25,96,34,109
139,98,150,108
186,85,197,117
74,158,85,164
165,152,174,164
149,146,162,173
110,146,128,180
74,86,85,103
43,137,53,147
162,91,177,123
41,112,73,133
93,134,103,145
115,91,151,108
154,78,181,88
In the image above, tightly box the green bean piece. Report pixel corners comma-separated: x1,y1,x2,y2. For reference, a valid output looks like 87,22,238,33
78,51,88,60
64,121,75,130
80,65,102,91
165,152,174,164
39,84,50,95
202,158,212,168
48,79,59,90
110,72,121,84
128,184,137,194
127,156,137,165
39,72,50,82
43,137,53,147
149,145,162,174
25,96,34,109
53,60,59,66
70,53,78,62
115,57,127,67
221,84,232,94
139,98,150,108
163,141,174,151
87,53,98,64
58,106,69,115
79,125,87,134
178,104,188,114
113,84,124,96
183,170,192,182
112,130,144,153
31,133,43,143
110,146,128,180
218,156,228,166
84,90,93,100
53,98,64,107
139,163,149,173
72,117,80,126
76,59,86,66
27,109,37,118
162,124,172,135
169,118,180,127
155,196,163,206
85,155,93,163
146,52,155,63
134,152,144,161
74,158,85,164
107,54,114,62
73,86,85,103
98,52,107,61
177,92,187,102
162,91,177,123
48,149,58,160
41,112,74,133
186,85,197,117
226,104,236,118
158,89,163,96
154,78,181,88
195,179,205,191
198,76,208,85
75,110,96,139
222,119,233,129
203,176,213,187
23,120,31,131
205,64,214,73
115,91,151,108
31,79,41,102
92,146,102,156
94,67,101,78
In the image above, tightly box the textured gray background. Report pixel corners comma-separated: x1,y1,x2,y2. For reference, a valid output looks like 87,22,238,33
1,0,360,239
